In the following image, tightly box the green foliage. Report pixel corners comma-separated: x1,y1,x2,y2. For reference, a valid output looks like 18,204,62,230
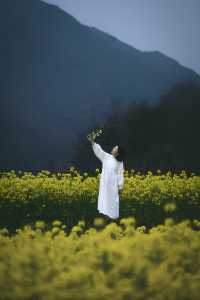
0,218,199,300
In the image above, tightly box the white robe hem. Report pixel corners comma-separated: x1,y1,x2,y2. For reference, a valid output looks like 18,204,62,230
98,209,119,220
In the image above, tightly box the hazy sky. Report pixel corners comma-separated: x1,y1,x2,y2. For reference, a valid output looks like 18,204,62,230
43,0,200,75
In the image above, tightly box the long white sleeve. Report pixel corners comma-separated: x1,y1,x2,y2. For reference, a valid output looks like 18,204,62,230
92,142,107,163
117,161,125,190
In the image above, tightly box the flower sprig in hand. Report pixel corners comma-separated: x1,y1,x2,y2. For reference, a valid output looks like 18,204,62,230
87,128,103,143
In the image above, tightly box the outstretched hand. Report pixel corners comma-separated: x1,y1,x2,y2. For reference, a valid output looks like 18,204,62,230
87,135,95,143
87,128,103,143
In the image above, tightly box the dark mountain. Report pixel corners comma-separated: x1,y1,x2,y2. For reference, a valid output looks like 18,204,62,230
0,0,200,172
74,82,200,175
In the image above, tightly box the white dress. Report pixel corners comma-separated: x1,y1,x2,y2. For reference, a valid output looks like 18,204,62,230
92,142,125,219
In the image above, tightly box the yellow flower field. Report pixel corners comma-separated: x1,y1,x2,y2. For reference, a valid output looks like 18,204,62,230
0,169,200,299
0,168,200,233
0,217,200,300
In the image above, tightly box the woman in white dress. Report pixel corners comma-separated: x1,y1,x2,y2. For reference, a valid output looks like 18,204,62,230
87,136,125,220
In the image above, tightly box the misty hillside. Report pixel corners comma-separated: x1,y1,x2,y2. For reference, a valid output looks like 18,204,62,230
0,0,200,172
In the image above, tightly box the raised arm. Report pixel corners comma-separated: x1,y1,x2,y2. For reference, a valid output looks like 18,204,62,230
117,161,125,190
91,141,107,163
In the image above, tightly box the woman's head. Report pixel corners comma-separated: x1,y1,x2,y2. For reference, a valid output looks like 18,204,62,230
111,144,126,162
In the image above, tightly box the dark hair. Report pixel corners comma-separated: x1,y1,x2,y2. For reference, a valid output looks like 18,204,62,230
116,145,126,162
